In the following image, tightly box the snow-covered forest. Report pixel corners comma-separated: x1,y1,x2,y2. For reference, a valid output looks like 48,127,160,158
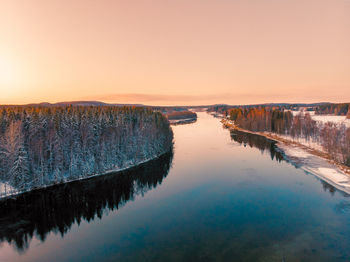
0,106,173,197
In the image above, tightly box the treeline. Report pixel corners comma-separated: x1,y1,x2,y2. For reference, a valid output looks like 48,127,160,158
0,106,173,196
166,111,197,120
228,107,293,133
225,107,350,166
315,103,350,116
207,103,330,115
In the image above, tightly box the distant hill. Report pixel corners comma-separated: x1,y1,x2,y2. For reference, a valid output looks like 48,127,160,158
0,101,336,110
1,101,145,107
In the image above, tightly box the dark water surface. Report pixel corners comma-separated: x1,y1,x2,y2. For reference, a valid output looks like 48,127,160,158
1,112,350,262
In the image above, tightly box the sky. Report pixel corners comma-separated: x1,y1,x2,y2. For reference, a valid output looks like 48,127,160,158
0,0,349,106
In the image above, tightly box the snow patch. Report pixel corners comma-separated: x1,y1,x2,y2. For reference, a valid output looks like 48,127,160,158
284,148,312,158
0,182,16,193
277,143,350,194
0,182,19,198
316,168,350,184
311,115,350,127
290,110,350,127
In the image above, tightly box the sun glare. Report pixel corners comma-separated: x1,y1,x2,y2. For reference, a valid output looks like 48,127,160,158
0,57,21,101
0,58,16,86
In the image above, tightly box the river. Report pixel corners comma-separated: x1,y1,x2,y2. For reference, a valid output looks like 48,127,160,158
1,112,350,261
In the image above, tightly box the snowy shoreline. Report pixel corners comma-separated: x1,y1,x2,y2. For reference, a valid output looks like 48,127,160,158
169,117,197,125
221,118,350,195
277,144,350,195
0,149,172,201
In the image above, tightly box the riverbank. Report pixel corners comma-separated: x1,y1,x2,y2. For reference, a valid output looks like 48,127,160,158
169,117,197,125
221,118,350,194
0,149,173,201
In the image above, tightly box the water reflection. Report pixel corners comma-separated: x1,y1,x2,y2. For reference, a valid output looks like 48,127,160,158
334,200,350,214
229,129,347,197
0,150,173,253
230,129,284,162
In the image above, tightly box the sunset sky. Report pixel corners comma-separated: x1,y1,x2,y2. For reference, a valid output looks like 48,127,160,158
1,0,349,106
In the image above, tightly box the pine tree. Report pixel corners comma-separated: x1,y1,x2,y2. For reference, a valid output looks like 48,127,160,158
10,145,30,190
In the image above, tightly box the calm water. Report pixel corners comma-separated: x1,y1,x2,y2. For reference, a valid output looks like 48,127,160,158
1,112,350,262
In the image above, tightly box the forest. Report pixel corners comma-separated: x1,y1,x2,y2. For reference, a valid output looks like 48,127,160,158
0,106,173,197
208,102,350,118
165,111,197,121
225,107,350,166
207,103,329,115
315,103,350,116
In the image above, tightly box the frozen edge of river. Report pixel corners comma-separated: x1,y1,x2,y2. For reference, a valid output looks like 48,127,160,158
276,143,350,195
221,117,350,195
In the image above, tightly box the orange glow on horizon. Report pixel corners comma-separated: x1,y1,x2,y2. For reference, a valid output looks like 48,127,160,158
0,0,349,106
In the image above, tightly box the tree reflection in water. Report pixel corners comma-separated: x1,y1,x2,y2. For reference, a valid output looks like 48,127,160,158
230,130,284,162
0,150,173,253
229,129,347,197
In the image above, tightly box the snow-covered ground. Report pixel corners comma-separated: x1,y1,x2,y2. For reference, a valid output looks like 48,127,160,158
277,143,350,195
290,110,315,116
270,112,350,194
312,115,350,127
283,147,312,158
276,133,324,152
290,110,350,127
284,110,350,153
0,183,18,198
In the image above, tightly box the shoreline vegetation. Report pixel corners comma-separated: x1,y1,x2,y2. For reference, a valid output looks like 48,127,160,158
164,110,198,125
208,104,350,167
0,106,173,199
169,118,197,125
221,118,350,194
0,149,172,201
0,150,173,251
